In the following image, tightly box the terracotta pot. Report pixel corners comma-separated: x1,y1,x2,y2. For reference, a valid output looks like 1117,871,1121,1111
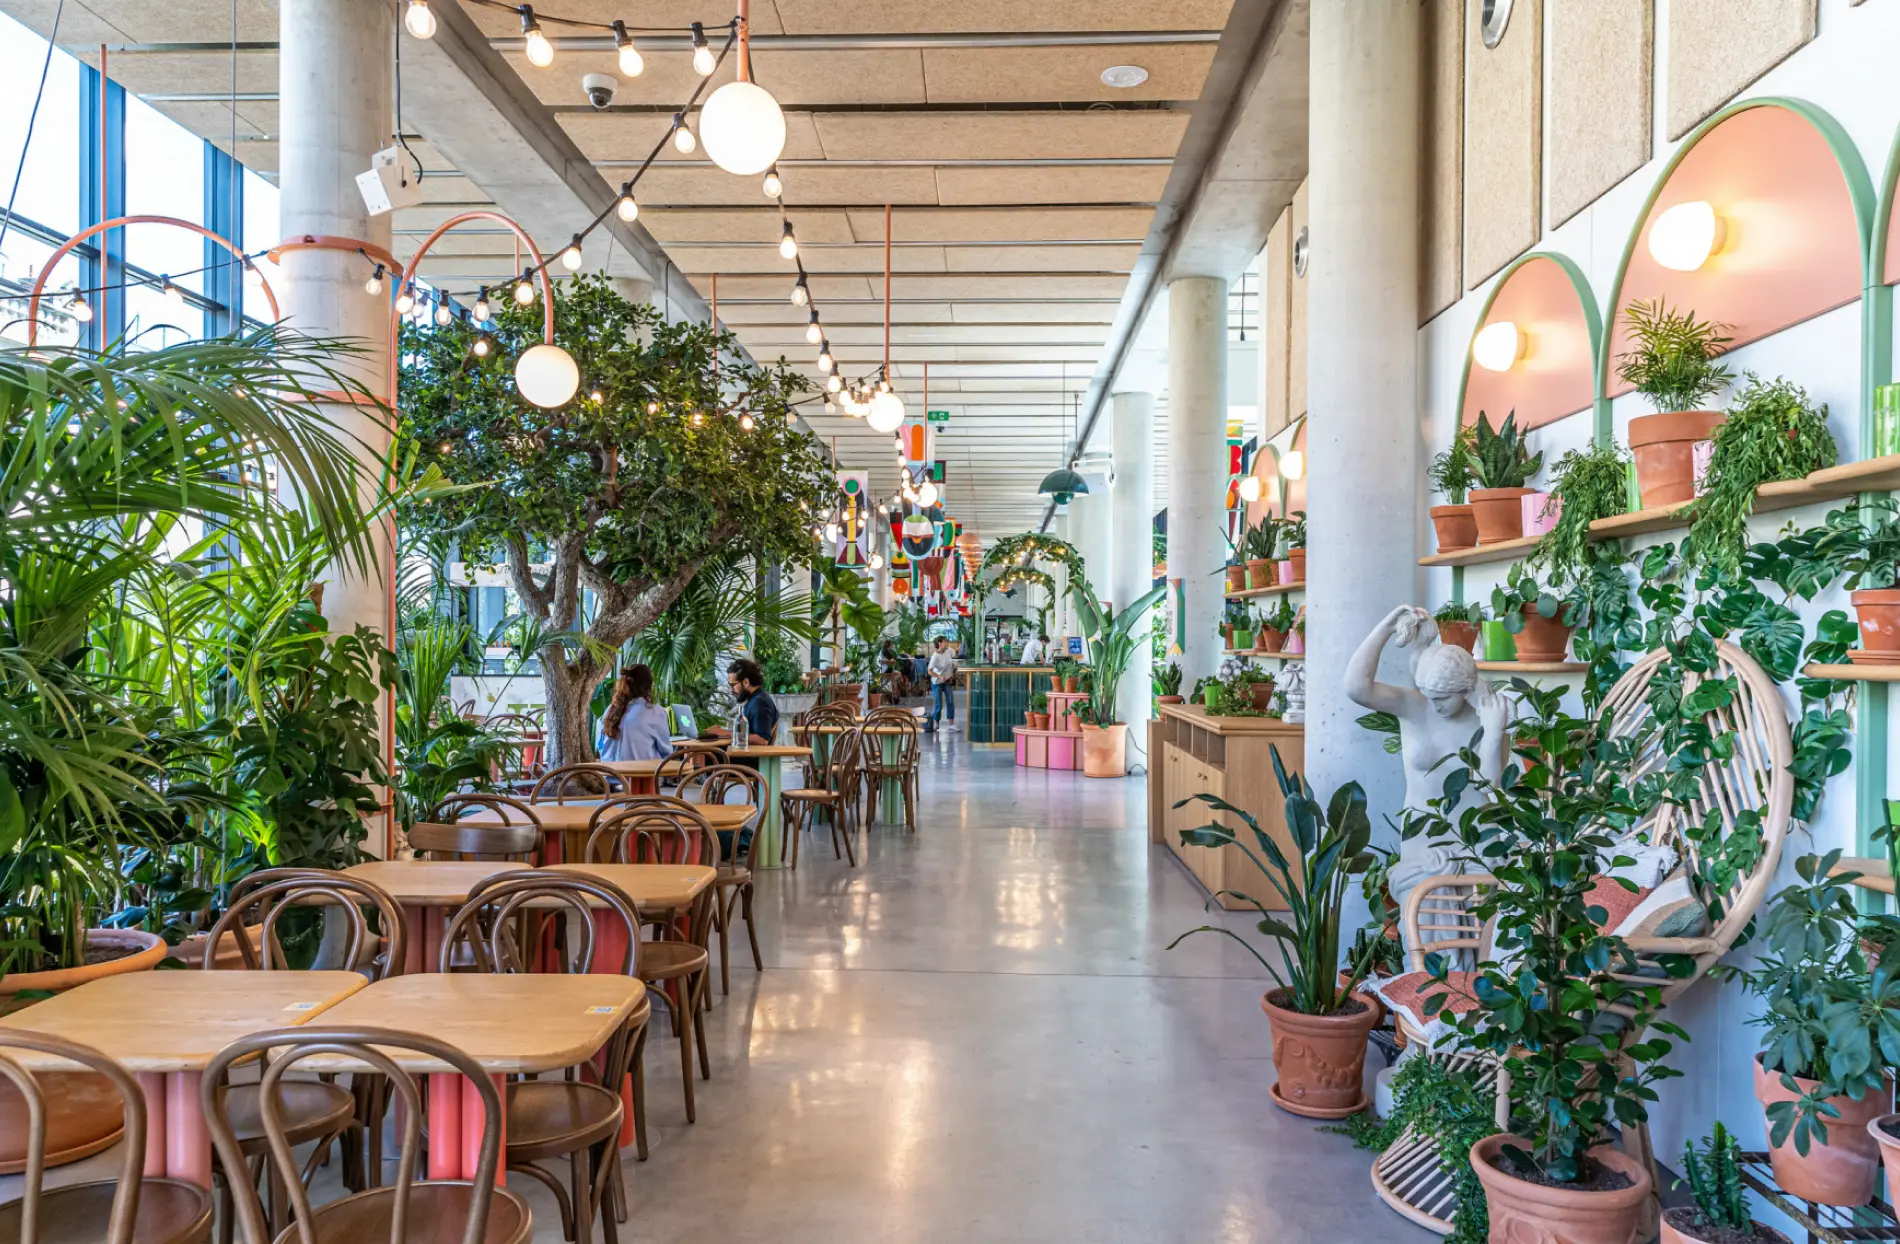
1869,1115,1900,1217
1081,722,1128,777
1660,1206,1790,1244
1438,620,1480,653
0,928,168,1002
867,692,886,708
1221,623,1234,646
1249,680,1276,712
1468,487,1534,544
1431,503,1479,552
1258,626,1286,653
1335,972,1385,1027
1470,1135,1652,1244
1157,695,1185,705
1515,604,1574,664
1051,674,1063,692
1755,1057,1890,1206
1246,558,1274,589
1026,711,1049,730
1630,410,1725,507
1063,676,1080,693
1225,565,1247,593
1064,714,1081,732
1851,589,1900,658
1261,988,1378,1118
1288,548,1306,581
166,923,266,970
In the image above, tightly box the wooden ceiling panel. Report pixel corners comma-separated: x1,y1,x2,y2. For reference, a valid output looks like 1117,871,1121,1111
771,0,1231,35
721,302,957,326
503,48,927,108
561,111,826,162
921,44,1217,104
69,0,275,41
812,110,1188,161
631,164,940,206
465,2,787,38
951,302,1118,322
677,244,949,274
942,243,1141,273
641,208,854,244
845,206,1151,243
934,164,1171,204
689,274,874,299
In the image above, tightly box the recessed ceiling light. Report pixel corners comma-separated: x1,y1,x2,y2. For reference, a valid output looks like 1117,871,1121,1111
1101,64,1148,89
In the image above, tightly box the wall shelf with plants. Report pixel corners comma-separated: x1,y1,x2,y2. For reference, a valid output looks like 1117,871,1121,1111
1473,660,1589,674
1803,663,1900,682
1224,581,1306,600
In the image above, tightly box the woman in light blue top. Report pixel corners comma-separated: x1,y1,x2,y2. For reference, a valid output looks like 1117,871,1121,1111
597,664,674,762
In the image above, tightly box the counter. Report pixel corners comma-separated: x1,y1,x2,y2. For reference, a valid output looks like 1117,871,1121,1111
963,666,1057,745
1151,703,1305,910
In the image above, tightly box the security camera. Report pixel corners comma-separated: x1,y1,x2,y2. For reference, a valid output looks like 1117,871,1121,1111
582,73,618,110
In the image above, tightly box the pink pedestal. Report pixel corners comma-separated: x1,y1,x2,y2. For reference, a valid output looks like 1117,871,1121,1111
1013,728,1085,771
139,1070,210,1188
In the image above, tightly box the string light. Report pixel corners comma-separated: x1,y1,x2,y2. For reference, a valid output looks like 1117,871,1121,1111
433,299,452,326
364,264,385,296
740,413,755,430
790,274,809,307
403,0,436,39
778,221,798,260
690,23,715,76
395,287,415,314
762,167,783,198
590,388,605,404
805,312,822,345
514,280,536,306
472,335,490,357
785,411,798,426
611,19,644,76
560,237,584,271
817,344,833,373
160,276,187,310
826,373,842,393
521,6,554,67
66,291,92,322
869,552,884,570
647,401,660,414
616,191,639,222
473,289,490,320
691,411,705,426
672,115,697,154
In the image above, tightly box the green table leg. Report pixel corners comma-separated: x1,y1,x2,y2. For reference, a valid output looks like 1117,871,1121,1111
755,754,787,868
879,735,903,823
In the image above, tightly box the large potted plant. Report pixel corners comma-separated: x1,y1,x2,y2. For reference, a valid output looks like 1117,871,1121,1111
1799,498,1900,663
1074,584,1166,777
1728,851,1898,1207
1467,412,1545,545
1663,1123,1790,1244
1405,686,1681,1244
1682,373,1836,576
1614,299,1733,507
1529,442,1631,583
1429,423,1481,553
1170,751,1383,1118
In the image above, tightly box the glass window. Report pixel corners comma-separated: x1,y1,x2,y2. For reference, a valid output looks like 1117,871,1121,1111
122,277,198,350
0,12,80,236
124,95,205,294
0,243,83,347
242,168,279,324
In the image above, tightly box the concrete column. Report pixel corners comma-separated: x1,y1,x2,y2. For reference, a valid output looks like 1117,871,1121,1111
1069,486,1111,621
1168,276,1229,693
1049,512,1072,646
1304,4,1420,813
279,0,395,645
1111,391,1156,726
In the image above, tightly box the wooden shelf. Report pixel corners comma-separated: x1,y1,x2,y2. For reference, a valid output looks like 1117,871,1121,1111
1222,648,1304,661
1225,581,1305,600
1803,662,1900,681
1418,536,1539,568
1829,856,1895,895
1807,452,1900,494
1475,661,1588,674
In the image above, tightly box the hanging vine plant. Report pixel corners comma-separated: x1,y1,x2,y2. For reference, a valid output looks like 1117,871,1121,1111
978,531,1090,592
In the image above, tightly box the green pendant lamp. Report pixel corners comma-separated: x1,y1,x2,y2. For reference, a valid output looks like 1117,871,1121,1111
1039,384,1090,504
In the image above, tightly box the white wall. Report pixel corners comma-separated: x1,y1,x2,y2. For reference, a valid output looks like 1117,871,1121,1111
1416,0,1900,1172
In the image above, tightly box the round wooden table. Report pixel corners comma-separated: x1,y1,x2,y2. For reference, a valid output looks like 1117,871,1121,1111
716,745,810,868
461,801,756,862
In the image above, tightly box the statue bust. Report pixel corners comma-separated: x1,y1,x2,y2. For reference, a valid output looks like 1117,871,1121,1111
1344,605,1510,912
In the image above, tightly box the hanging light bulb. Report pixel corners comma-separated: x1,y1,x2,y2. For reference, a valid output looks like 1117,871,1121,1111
616,192,639,222
611,20,644,76
866,389,906,434
824,522,841,543
433,299,452,326
560,237,584,271
701,79,787,176
515,342,580,407
647,401,660,414
67,291,92,322
691,411,705,427
817,344,833,373
740,413,755,430
364,264,385,296
403,0,437,38
778,221,798,260
826,373,842,393
785,410,798,426
762,167,783,198
514,280,536,306
160,276,187,310
590,388,604,404
1279,449,1305,480
395,286,415,314
473,288,491,320
869,552,884,570
1237,474,1263,503
690,22,715,76
818,506,832,521
672,116,697,154
472,336,490,357
916,479,939,508
789,274,809,307
824,400,836,413
805,313,822,345
520,6,554,67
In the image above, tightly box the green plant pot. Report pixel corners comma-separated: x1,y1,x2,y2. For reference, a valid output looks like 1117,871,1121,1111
1481,620,1516,662
1231,629,1255,651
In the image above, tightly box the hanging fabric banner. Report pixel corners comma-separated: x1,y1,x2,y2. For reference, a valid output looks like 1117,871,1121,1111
834,471,870,568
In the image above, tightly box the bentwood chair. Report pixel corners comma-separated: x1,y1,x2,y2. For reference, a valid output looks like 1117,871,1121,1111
794,701,858,786
531,764,631,804
204,1029,532,1244
781,725,864,867
0,1032,213,1244
678,764,769,992
858,715,922,832
445,874,648,1244
202,873,409,1232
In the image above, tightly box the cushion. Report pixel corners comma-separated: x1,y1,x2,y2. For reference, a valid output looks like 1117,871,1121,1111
1371,970,1479,1051
1583,875,1653,934
1611,871,1708,940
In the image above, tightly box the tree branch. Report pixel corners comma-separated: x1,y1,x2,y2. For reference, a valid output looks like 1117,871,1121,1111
504,532,552,618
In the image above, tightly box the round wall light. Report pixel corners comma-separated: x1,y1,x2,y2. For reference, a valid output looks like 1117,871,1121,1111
699,80,787,176
516,342,581,407
1647,200,1725,272
1471,320,1525,372
1100,64,1148,89
1279,449,1305,481
1237,474,1263,503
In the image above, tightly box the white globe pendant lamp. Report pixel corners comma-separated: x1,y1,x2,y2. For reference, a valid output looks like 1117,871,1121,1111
701,1,787,177
866,389,905,434
516,341,580,407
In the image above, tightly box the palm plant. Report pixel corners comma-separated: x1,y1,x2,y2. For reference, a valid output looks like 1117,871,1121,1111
630,553,817,708
1070,581,1166,726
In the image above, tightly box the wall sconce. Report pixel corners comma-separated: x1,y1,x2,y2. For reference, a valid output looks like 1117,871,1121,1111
1472,320,1525,372
1648,200,1726,272
1237,474,1263,502
1278,449,1305,480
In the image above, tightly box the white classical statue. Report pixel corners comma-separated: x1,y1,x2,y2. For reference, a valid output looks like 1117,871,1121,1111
1344,605,1511,914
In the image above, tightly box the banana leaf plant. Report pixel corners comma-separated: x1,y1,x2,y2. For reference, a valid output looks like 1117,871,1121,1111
1168,747,1382,1016
1070,583,1166,726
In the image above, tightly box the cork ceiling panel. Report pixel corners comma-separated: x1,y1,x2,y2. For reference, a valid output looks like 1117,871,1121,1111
639,208,855,244
503,49,928,108
813,109,1189,161
3,1,131,44
560,110,827,162
674,244,951,274
687,274,874,299
719,302,957,326
846,207,1151,243
1547,0,1651,228
84,49,278,95
68,0,275,42
144,101,274,147
863,274,1129,299
464,1,788,38
744,322,1109,346
1419,0,1463,322
770,0,1231,36
933,165,1171,205
950,302,1119,323
1666,0,1816,140
942,244,1140,273
631,164,941,206
1462,0,1542,288
920,44,1217,104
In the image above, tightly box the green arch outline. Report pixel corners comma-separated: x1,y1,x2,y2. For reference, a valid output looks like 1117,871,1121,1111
1450,250,1606,450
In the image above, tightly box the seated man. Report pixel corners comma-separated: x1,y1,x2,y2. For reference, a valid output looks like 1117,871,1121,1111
707,657,780,748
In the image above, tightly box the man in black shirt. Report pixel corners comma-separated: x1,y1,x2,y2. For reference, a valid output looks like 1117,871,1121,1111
721,658,780,746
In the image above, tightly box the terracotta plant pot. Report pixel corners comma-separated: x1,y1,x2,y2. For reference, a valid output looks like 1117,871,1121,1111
1249,680,1276,712
1430,503,1479,552
1515,604,1574,663
1260,988,1378,1118
1438,620,1480,653
1258,626,1286,653
1869,1115,1900,1217
1051,674,1063,692
1064,714,1081,732
1246,558,1273,589
1630,410,1725,507
867,692,886,708
1225,565,1247,593
1468,486,1534,545
1851,589,1900,660
1288,549,1306,581
1221,623,1234,647
1026,712,1049,730
1081,722,1127,777
1063,676,1079,693
1755,1056,1890,1206
1157,695,1185,705
1232,630,1255,652
1470,1134,1652,1244
1660,1205,1790,1244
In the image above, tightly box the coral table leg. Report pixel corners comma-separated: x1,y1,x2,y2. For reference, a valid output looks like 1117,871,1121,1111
165,1072,211,1188
138,1072,167,1179
461,1074,507,1185
428,1074,463,1180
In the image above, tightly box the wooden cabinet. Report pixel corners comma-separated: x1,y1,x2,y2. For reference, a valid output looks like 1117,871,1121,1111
1153,704,1306,911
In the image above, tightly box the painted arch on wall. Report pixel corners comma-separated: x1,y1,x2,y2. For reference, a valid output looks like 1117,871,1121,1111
1878,113,1900,287
1458,253,1602,434
1599,98,1875,406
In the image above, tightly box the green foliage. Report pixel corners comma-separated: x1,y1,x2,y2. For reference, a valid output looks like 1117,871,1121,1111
1282,510,1306,552
756,640,807,695
1170,750,1380,1016
395,617,510,835
1432,600,1484,625
1153,662,1182,697
1324,1057,1499,1244
1798,496,1900,592
1355,711,1403,756
1346,923,1403,979
630,553,816,704
1615,298,1734,413
1402,683,1686,1184
1031,691,1049,712
1530,443,1631,582
1073,584,1167,726
1471,411,1544,490
1240,515,1277,561
1683,374,1837,577
1428,423,1480,505
1676,1122,1753,1233
1263,596,1299,633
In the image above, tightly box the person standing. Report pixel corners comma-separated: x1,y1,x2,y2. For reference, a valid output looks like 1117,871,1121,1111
1019,631,1048,665
597,664,673,761
926,637,958,732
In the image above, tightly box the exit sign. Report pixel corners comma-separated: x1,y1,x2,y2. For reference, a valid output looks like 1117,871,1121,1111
926,409,949,423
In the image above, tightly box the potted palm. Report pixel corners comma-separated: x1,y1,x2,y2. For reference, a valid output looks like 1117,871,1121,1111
1243,515,1278,589
1802,498,1900,663
1429,423,1481,552
1467,411,1545,545
1170,750,1383,1117
1073,583,1166,777
1615,299,1733,507
1663,1123,1790,1244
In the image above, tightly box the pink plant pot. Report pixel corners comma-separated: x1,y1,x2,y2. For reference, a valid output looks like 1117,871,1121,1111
1521,491,1561,538
1282,631,1305,655
1277,560,1296,585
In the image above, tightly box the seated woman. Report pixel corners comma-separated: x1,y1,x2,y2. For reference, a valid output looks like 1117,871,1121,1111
596,664,674,762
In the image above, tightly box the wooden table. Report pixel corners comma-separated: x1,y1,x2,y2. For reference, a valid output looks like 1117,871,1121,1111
0,970,367,1187
718,745,810,868
343,860,529,974
545,863,715,909
462,801,755,863
302,974,646,1183
594,759,662,787
790,725,914,821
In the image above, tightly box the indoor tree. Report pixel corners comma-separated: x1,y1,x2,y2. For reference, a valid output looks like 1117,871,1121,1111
396,275,836,764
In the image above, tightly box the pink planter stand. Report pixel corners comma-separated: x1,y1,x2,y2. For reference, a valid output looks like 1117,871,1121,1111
1014,727,1084,770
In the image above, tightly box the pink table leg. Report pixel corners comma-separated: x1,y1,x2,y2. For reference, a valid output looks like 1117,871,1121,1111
587,912,638,1149
165,1072,211,1188
428,1074,462,1181
461,1074,506,1185
138,1072,167,1179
